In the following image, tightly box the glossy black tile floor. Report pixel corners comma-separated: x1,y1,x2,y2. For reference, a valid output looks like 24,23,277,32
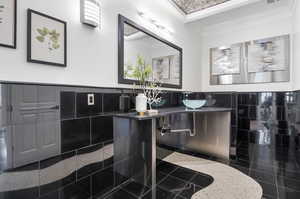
0,157,213,199
158,144,300,199
100,160,214,199
232,143,300,199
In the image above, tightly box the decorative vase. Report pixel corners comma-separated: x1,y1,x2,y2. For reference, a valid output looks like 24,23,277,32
136,93,147,116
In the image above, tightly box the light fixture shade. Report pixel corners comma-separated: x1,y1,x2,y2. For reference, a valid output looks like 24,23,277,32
137,11,173,35
80,0,100,28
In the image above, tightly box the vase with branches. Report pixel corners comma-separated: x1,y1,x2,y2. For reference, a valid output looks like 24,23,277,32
126,55,162,114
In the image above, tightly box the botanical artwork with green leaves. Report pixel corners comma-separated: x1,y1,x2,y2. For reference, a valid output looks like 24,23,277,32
36,27,60,51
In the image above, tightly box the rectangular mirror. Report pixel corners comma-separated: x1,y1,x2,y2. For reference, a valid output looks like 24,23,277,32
118,15,182,89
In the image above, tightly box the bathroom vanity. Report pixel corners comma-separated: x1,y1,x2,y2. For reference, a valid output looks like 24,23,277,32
113,107,232,188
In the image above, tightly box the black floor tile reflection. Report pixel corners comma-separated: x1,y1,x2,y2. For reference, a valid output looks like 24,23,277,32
104,188,136,199
0,187,39,199
92,166,127,198
141,187,177,199
158,175,187,195
178,183,202,199
249,170,276,185
157,160,178,174
169,167,197,182
278,186,300,199
277,176,300,191
257,180,278,199
122,180,151,198
156,171,168,184
59,176,91,199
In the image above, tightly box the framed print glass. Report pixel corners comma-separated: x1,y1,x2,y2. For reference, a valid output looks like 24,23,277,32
247,35,290,73
27,9,67,67
210,43,242,76
152,55,180,85
0,0,17,48
210,34,290,85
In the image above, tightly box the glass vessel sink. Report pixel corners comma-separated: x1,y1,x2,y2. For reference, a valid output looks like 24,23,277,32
183,100,207,109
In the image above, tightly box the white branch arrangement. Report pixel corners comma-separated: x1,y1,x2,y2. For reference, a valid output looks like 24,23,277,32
142,81,162,110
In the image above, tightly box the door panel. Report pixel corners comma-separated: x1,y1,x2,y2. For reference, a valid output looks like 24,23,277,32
11,85,38,125
11,85,60,168
13,114,39,167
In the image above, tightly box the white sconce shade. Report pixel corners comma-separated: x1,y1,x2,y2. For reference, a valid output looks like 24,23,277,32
81,0,100,28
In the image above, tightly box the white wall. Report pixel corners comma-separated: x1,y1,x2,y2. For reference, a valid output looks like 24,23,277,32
0,0,201,91
1,0,297,92
293,0,300,90
192,0,294,92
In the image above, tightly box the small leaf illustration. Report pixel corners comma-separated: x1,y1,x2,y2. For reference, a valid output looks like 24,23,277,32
37,28,45,36
36,36,45,42
50,36,58,43
43,27,49,35
52,43,60,49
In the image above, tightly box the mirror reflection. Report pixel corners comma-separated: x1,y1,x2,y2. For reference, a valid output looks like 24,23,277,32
121,19,182,88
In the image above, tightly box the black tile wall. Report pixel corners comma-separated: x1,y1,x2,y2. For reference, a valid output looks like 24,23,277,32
59,176,91,199
91,116,113,144
60,92,75,119
103,93,121,112
77,143,104,179
3,83,300,199
235,92,300,199
61,118,91,153
76,93,102,117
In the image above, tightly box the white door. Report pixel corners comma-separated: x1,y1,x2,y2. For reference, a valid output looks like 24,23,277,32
11,85,60,168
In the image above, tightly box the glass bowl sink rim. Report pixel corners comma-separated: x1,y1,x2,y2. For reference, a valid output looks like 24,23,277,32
182,100,207,109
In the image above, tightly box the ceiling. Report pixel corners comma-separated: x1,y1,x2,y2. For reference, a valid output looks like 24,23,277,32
167,0,291,23
170,0,231,15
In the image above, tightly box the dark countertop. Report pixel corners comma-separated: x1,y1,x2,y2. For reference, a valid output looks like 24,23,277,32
113,107,232,120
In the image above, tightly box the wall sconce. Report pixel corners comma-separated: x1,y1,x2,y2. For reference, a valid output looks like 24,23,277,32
80,0,101,28
137,11,173,35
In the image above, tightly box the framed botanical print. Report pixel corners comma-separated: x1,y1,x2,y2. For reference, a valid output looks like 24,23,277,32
27,9,67,67
0,0,17,48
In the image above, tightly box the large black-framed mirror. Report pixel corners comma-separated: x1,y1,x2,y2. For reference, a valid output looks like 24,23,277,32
118,14,183,89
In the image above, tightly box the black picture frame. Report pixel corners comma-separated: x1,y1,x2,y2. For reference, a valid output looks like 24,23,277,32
27,9,67,67
118,14,183,89
0,0,17,49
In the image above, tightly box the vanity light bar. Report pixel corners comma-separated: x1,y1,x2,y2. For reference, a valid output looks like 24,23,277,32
138,11,173,34
81,0,101,28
